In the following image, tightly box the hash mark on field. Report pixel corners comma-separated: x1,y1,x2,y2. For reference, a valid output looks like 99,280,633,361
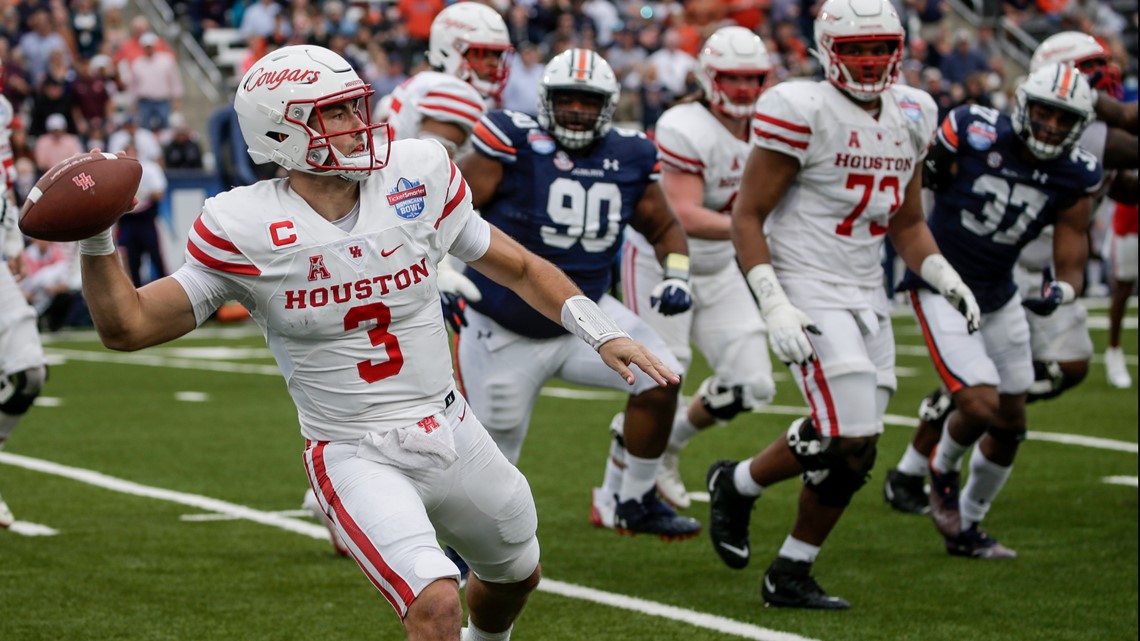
0,452,820,641
6,521,59,536
1103,476,1138,487
175,391,210,402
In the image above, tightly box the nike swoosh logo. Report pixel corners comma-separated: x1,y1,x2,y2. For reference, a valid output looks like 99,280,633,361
708,468,723,491
718,542,749,558
381,244,403,258
764,576,777,594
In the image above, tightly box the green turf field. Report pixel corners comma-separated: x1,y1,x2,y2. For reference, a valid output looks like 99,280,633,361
1,302,1136,641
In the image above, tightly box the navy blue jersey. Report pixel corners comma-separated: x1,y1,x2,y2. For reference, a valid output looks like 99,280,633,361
900,105,1102,312
466,109,661,338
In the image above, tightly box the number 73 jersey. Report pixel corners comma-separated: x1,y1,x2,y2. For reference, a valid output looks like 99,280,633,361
751,80,938,289
913,105,1103,312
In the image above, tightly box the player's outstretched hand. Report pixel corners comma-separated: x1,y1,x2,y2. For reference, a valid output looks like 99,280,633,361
1021,267,1068,317
764,303,820,367
440,292,467,333
438,258,482,302
598,337,681,387
649,277,692,316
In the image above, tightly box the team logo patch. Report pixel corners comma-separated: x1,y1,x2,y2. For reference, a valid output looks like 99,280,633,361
528,130,556,155
987,151,1003,168
966,122,997,151
387,177,427,219
333,238,368,269
898,98,923,122
553,150,574,171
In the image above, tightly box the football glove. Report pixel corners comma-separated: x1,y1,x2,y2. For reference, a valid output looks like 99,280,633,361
1022,267,1075,317
650,253,692,316
921,254,981,333
440,292,468,334
437,257,481,334
746,264,820,366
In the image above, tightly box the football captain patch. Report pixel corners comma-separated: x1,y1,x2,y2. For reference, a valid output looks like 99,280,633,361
387,178,427,219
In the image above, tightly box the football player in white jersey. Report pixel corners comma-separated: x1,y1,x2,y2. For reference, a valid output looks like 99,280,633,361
373,2,512,156
705,0,979,609
883,31,1139,515
74,45,677,641
614,26,775,511
0,69,48,529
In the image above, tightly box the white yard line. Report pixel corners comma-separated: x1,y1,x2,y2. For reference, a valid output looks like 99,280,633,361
0,451,820,641
1103,476,1139,487
6,521,59,536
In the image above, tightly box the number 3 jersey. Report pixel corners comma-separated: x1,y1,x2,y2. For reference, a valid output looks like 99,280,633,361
466,109,660,338
751,80,938,291
170,139,486,442
900,105,1103,312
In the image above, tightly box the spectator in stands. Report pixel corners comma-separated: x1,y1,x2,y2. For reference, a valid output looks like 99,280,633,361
240,0,290,42
583,0,621,48
29,77,72,136
606,24,648,91
71,56,114,143
33,113,81,173
12,156,36,206
956,70,995,109
506,2,546,46
322,1,358,38
922,66,954,120
771,20,813,77
647,28,697,99
397,0,444,50
69,0,103,60
544,12,582,54
0,42,33,111
108,113,162,165
129,32,183,131
112,16,171,67
940,28,990,85
501,41,544,115
162,112,204,170
117,141,167,287
17,8,69,84
361,43,407,98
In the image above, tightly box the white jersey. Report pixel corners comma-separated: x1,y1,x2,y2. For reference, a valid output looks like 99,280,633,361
171,139,484,442
373,71,487,142
0,94,18,258
752,81,938,291
1018,121,1109,272
627,102,748,275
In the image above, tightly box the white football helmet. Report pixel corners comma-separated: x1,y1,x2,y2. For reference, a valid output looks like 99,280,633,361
697,26,772,119
814,0,904,102
1031,31,1122,98
235,45,390,181
428,2,513,100
1012,63,1095,161
538,48,620,150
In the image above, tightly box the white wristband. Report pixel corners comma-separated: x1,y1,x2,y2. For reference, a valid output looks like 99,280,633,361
920,254,964,295
1057,281,1076,305
79,228,116,256
561,295,629,351
744,264,791,313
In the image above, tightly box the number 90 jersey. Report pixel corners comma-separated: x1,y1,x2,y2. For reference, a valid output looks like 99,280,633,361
902,105,1103,312
466,109,661,338
751,80,938,289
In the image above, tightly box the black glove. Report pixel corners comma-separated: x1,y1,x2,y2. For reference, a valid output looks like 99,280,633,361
441,292,468,333
1022,268,1067,316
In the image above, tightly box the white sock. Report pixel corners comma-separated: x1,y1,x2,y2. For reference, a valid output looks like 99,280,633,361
778,535,820,563
668,411,700,450
600,435,625,501
619,453,660,502
896,444,929,477
462,623,512,641
960,450,1013,530
932,421,970,474
733,460,764,497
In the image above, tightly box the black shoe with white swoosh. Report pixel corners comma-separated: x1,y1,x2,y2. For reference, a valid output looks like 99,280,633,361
761,557,850,610
706,460,757,570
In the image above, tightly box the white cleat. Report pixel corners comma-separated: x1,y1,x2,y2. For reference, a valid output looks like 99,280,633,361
1105,347,1132,389
589,487,616,529
656,450,691,509
302,488,350,556
0,491,13,529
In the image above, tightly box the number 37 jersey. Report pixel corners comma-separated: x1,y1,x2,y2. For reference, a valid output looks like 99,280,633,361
467,109,660,338
751,81,938,290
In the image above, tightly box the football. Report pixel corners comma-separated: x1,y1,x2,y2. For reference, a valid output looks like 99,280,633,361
19,152,143,242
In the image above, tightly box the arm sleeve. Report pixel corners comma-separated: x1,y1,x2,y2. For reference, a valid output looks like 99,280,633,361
170,262,240,326
447,212,492,262
750,86,812,165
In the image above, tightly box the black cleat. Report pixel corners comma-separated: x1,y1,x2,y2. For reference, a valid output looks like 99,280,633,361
945,525,1018,560
761,557,851,610
706,460,756,569
883,468,930,515
613,489,701,541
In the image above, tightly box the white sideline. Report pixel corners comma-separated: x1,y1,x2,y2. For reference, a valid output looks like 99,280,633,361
0,451,819,641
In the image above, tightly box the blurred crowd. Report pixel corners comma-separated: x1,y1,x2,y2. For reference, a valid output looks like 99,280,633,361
0,0,1136,331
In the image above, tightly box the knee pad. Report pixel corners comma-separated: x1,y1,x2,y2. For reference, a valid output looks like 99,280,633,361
1026,360,1064,403
986,426,1027,445
697,377,750,422
802,440,877,508
0,366,46,416
786,417,831,471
